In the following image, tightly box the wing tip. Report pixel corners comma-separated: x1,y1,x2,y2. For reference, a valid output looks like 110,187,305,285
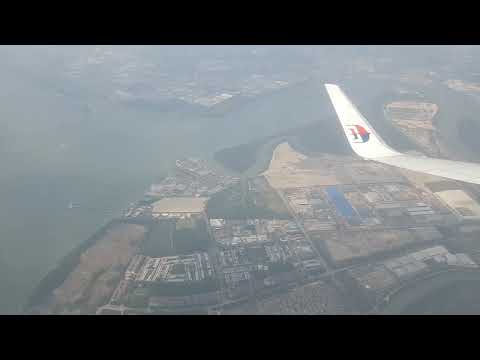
324,83,341,96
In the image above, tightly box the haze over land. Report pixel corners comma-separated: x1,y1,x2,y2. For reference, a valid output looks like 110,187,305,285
4,46,480,314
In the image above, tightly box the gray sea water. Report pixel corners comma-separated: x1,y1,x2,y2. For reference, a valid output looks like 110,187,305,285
0,78,330,314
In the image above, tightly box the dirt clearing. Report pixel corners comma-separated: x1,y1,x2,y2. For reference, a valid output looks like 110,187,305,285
50,223,146,314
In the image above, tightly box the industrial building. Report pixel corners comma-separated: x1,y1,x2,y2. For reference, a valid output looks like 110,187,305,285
435,189,480,220
151,197,208,214
135,253,214,283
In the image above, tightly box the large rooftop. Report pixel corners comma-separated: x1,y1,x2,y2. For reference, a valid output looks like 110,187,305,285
152,197,208,213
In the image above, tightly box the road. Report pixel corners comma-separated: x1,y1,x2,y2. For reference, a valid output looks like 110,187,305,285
274,187,333,273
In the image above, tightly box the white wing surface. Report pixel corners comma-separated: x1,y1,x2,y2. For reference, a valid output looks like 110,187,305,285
325,83,480,185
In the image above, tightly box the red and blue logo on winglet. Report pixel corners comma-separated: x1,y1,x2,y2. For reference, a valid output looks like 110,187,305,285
346,125,370,143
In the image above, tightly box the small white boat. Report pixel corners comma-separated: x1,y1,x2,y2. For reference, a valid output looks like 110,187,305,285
68,202,80,209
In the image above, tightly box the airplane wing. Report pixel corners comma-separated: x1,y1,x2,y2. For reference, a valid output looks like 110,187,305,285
325,83,480,185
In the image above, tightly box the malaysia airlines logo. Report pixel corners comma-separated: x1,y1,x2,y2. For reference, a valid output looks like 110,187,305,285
346,125,370,143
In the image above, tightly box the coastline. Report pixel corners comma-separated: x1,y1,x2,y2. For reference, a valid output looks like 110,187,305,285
24,218,123,313
381,268,480,314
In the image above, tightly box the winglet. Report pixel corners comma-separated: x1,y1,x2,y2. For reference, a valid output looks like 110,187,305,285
325,84,400,159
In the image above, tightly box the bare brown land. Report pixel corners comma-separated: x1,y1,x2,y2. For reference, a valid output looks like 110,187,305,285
324,230,419,264
44,223,146,314
385,101,441,156
262,142,350,189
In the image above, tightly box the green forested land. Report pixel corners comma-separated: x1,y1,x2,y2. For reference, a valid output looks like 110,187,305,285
214,139,268,173
206,181,291,220
149,279,219,297
458,118,480,154
173,218,212,254
141,219,176,257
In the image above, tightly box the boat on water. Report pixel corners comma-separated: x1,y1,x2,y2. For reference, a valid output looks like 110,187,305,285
68,202,80,209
